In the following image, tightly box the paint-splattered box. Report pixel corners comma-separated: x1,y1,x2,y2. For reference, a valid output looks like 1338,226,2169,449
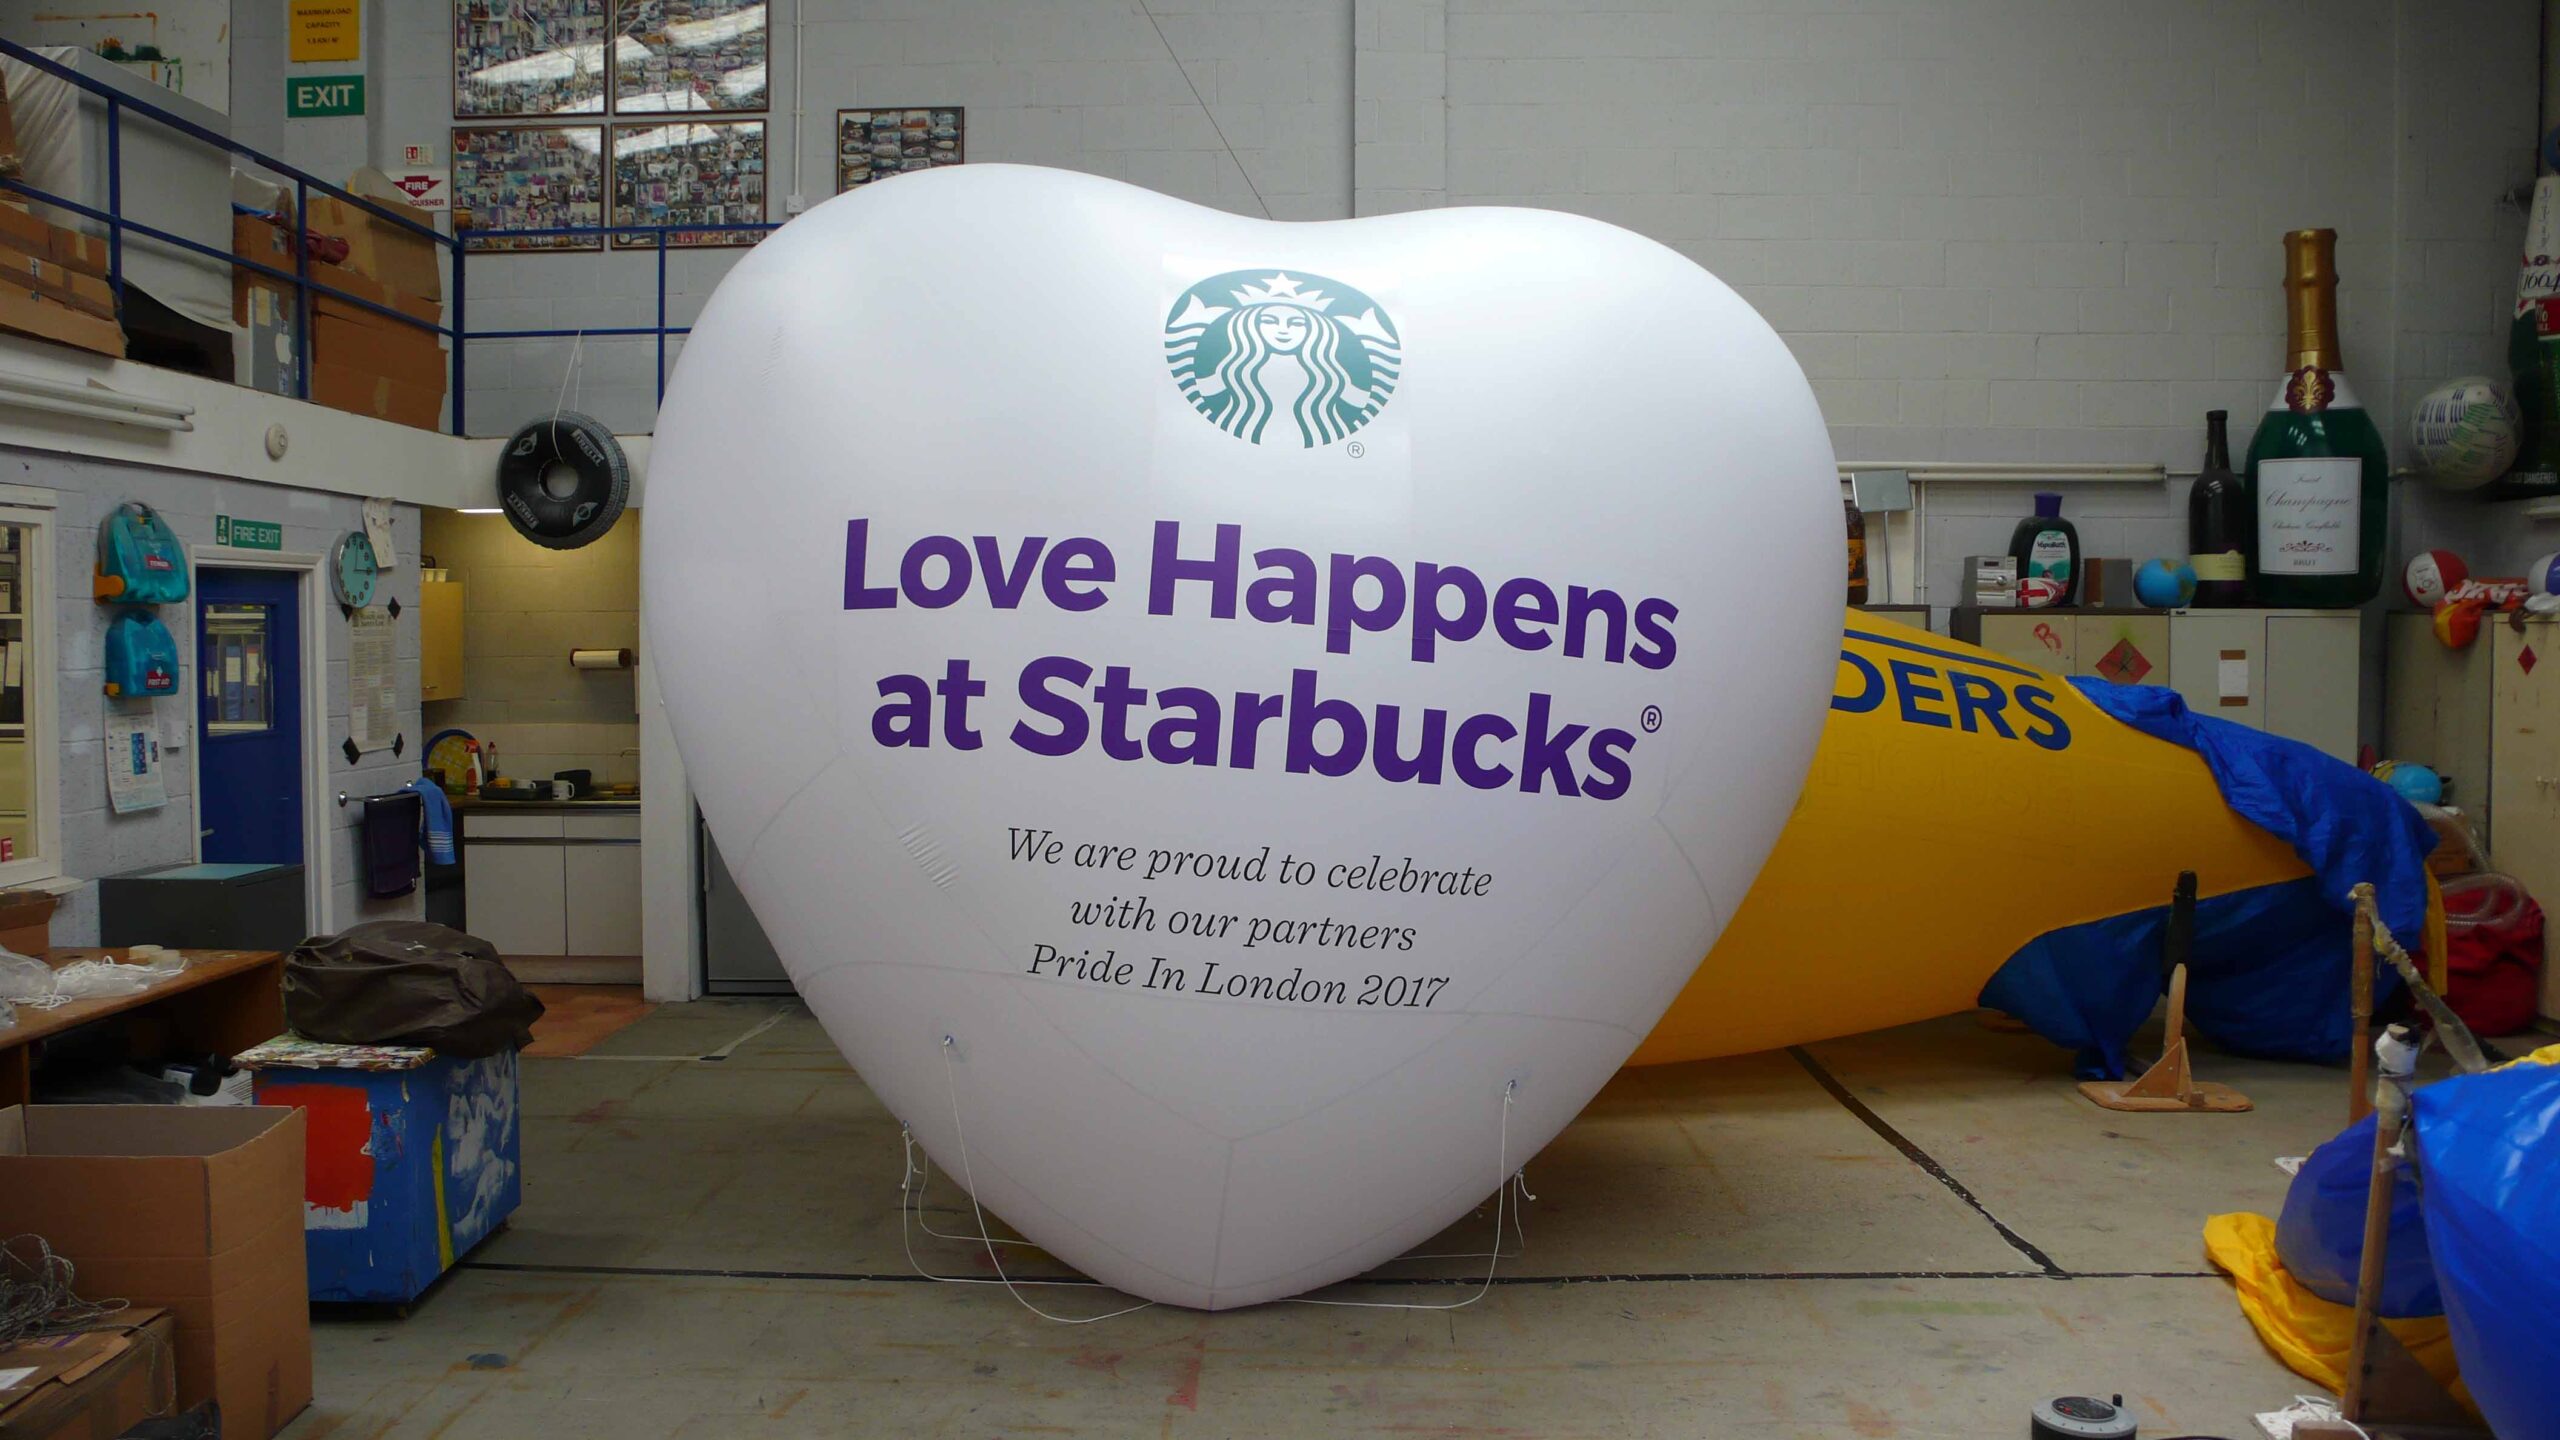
237,1037,522,1306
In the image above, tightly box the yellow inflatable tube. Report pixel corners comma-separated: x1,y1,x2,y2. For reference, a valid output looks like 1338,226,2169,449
1635,611,2310,1065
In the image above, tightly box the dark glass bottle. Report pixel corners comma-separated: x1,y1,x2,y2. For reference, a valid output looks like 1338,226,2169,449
2245,230,2389,608
2187,411,2249,606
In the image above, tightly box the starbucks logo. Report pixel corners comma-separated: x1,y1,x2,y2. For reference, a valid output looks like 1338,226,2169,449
1165,270,1401,448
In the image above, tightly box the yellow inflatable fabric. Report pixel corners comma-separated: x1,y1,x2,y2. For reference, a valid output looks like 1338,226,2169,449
2201,1213,2470,1406
1635,611,2310,1065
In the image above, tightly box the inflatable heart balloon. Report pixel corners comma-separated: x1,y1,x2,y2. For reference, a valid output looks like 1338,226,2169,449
644,164,1837,1308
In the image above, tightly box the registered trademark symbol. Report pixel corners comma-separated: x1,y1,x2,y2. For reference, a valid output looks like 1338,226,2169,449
1345,441,1366,459
1640,705,1663,733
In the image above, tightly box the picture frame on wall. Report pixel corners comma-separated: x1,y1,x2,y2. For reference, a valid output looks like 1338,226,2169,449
835,107,964,194
612,0,769,114
452,125,607,253
609,119,767,248
454,0,611,118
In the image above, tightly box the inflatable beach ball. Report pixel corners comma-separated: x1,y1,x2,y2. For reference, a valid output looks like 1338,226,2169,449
2411,376,2519,491
2404,550,2468,609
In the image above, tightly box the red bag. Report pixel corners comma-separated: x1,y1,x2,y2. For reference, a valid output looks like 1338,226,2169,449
2441,876,2543,1038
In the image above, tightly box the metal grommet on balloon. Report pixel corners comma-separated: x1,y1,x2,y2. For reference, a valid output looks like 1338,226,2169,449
496,411,629,549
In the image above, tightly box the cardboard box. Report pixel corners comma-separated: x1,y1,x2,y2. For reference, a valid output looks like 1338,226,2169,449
0,888,56,956
49,227,108,279
0,284,123,358
0,1106,312,1440
0,204,48,260
0,250,115,319
310,360,444,430
306,186,441,302
0,1309,176,1440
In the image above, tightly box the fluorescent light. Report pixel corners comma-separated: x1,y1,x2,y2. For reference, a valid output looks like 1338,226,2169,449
458,508,503,515
0,370,195,432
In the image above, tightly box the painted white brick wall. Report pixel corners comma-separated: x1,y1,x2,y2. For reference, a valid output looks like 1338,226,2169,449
4,447,425,945
427,0,1352,436
229,0,2538,584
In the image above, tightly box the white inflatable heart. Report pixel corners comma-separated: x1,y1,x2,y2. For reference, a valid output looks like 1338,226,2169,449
644,164,1837,1308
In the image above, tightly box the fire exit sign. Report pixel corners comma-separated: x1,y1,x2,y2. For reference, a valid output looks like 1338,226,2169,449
286,75,365,118
216,516,283,551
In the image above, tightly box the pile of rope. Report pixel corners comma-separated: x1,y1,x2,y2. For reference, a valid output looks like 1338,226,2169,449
0,1234,126,1345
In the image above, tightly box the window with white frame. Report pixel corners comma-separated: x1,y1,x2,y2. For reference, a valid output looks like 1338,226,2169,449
0,495,60,887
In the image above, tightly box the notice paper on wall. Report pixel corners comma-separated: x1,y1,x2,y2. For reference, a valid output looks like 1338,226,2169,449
106,701,167,814
362,497,398,571
349,605,400,752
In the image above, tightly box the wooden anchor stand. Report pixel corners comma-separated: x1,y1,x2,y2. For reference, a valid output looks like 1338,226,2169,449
2077,871,2253,1113
2296,886,2491,1440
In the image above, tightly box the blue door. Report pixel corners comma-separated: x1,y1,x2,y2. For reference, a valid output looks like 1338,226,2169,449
198,568,305,864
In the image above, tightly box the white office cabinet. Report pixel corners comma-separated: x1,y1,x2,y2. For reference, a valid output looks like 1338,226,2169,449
2489,622,2560,1022
565,841,643,956
467,840,569,958
1956,607,2361,760
2381,612,2494,833
465,809,645,961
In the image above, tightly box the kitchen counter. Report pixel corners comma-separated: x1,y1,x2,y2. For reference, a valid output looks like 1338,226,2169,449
452,796,641,814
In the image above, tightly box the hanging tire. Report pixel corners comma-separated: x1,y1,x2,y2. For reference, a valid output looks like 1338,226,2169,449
496,411,629,550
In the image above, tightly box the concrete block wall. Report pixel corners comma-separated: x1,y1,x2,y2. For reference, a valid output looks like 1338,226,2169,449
3,447,424,945
420,510,642,786
226,0,2543,583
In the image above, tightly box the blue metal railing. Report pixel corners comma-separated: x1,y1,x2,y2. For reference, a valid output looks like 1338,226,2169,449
459,220,778,408
0,37,763,436
0,38,465,428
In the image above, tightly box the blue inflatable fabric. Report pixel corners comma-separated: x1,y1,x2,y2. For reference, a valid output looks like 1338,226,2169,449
2273,1110,2439,1318
1977,682,2433,1078
2412,1059,2560,1440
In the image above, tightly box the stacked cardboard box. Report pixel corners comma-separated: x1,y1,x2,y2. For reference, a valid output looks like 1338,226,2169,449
0,1308,178,1440
231,195,450,429
306,183,448,431
0,1106,313,1440
0,200,123,358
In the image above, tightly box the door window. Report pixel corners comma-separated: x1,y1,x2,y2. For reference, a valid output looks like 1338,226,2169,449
201,604,274,735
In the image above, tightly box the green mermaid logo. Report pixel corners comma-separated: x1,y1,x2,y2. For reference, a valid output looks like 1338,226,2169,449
1165,270,1400,448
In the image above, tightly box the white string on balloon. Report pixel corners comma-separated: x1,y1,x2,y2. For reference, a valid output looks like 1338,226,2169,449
901,1037,1534,1322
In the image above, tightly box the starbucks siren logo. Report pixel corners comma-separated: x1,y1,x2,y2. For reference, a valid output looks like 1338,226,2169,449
1165,270,1400,448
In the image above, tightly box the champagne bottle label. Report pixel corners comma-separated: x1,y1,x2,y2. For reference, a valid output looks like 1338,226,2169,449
2257,457,2361,575
2190,551,2245,582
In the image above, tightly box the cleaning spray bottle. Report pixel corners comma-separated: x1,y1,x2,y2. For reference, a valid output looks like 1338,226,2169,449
2009,492,2080,607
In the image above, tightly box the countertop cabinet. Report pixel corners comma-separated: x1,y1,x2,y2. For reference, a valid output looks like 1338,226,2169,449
462,808,639,961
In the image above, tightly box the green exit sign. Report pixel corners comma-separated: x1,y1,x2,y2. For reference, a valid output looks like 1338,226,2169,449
286,74,364,118
216,516,283,551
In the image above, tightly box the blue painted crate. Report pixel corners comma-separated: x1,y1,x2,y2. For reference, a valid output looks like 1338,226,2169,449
238,1039,521,1305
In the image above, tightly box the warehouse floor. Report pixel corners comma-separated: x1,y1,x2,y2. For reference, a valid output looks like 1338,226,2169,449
281,1004,2350,1440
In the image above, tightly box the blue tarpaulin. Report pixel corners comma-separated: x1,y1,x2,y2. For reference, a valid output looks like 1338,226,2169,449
1978,681,2435,1078
2412,1058,2560,1440
2274,1110,2440,1318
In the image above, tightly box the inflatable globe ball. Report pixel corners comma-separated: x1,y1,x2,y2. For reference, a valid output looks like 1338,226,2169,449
2410,375,2520,491
2135,558,2197,608
2404,550,2469,609
2382,762,2445,807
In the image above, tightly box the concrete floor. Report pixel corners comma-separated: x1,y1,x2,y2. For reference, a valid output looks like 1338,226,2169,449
282,1004,2357,1440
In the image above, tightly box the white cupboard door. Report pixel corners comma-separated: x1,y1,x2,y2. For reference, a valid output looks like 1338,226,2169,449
468,843,568,958
2490,624,2560,1022
565,843,644,957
